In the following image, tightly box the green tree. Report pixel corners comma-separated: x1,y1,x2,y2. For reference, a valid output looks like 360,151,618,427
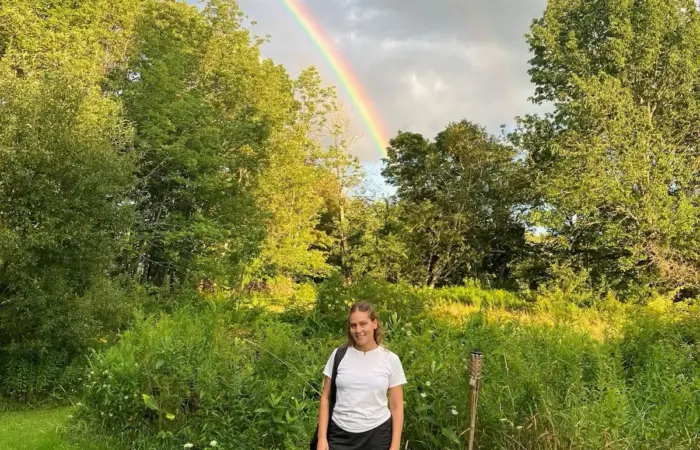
112,0,298,290
383,121,527,287
315,103,364,283
243,68,338,285
344,197,409,283
0,0,139,398
516,0,700,293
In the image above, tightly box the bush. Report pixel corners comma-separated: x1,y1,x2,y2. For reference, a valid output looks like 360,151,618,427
316,276,525,321
316,275,426,318
0,277,144,402
74,306,338,450
75,289,700,449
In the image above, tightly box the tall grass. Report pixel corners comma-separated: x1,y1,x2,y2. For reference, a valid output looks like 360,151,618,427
72,280,700,449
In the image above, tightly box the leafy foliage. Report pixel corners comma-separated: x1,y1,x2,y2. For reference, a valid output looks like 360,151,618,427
514,0,700,292
0,0,139,400
76,283,700,449
383,121,528,287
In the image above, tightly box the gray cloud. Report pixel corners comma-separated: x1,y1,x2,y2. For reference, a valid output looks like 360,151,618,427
236,0,548,163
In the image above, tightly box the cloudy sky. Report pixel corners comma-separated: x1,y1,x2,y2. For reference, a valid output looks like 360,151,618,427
234,0,549,191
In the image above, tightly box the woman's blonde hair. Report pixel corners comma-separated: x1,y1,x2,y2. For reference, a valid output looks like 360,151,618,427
346,301,383,347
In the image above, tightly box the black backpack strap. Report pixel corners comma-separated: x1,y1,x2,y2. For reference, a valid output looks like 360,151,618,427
309,346,349,450
328,345,348,423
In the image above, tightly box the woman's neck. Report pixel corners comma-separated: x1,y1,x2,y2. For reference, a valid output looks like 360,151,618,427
354,341,379,353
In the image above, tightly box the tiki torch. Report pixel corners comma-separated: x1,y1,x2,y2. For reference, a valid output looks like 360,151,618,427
468,349,483,450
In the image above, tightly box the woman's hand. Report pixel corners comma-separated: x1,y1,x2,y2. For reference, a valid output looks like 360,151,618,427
316,437,330,450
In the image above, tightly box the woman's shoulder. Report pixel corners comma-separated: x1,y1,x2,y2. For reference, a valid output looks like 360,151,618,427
327,345,341,358
380,346,403,361
329,344,350,357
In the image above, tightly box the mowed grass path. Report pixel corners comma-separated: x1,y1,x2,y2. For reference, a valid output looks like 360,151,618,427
0,406,110,450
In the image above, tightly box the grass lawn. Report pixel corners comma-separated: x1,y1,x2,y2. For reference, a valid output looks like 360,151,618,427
0,406,110,450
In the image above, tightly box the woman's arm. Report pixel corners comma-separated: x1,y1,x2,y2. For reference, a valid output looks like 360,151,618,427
317,376,332,450
388,384,404,450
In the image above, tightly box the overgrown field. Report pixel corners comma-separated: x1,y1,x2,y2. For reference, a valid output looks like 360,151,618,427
64,280,700,450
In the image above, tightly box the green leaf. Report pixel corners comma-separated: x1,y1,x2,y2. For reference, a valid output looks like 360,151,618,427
142,394,159,411
441,427,462,445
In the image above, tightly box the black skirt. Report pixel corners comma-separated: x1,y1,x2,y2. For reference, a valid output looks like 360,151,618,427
327,417,393,450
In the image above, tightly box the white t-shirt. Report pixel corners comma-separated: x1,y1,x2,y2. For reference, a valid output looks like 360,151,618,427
323,345,407,433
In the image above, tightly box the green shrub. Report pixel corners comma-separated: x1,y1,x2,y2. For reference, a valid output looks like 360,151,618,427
0,277,144,402
421,279,528,310
74,306,338,450
75,290,700,449
316,276,526,321
316,275,426,318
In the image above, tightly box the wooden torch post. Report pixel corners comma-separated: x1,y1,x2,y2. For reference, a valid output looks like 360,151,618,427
468,349,483,450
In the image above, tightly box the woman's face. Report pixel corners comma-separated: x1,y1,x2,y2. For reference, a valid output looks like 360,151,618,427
349,310,378,347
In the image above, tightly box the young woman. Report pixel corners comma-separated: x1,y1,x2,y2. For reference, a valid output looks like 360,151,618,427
316,302,406,450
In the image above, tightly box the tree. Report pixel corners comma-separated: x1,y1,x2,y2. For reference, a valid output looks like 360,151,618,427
315,101,364,283
343,197,409,283
111,0,299,290
383,121,527,287
0,0,140,398
242,68,339,285
516,0,700,293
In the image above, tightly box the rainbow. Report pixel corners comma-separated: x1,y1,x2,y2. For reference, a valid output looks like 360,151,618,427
280,0,390,158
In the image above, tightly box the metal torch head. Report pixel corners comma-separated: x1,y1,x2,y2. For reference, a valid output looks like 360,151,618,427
469,349,483,379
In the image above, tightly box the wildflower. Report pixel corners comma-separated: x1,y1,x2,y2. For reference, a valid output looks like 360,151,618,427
420,392,427,398
124,395,129,400
101,412,105,416
451,408,458,415
184,444,194,449
425,381,431,387
210,441,218,447
108,413,113,417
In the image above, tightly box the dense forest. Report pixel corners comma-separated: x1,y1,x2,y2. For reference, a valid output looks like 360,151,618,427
0,0,698,449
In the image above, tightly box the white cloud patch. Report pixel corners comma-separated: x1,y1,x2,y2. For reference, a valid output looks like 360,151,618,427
402,72,449,100
348,7,380,22
235,0,548,163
